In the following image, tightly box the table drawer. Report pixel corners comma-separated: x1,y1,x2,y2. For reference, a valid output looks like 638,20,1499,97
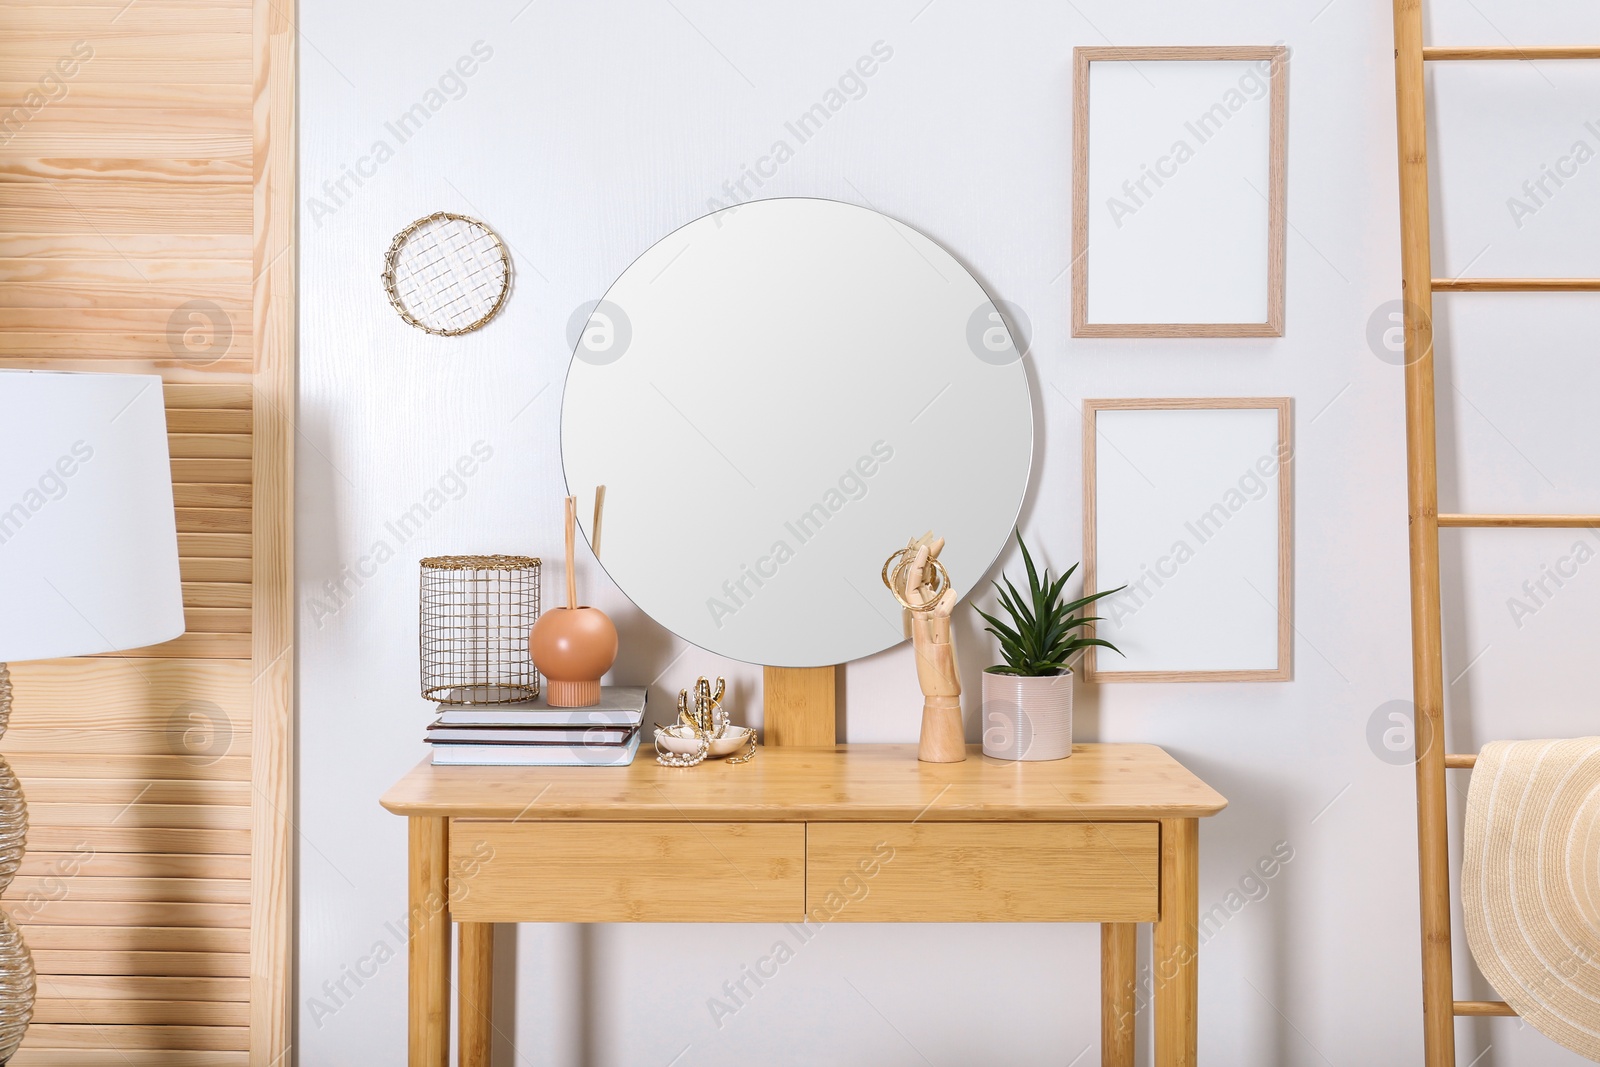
448,821,806,922
805,822,1159,922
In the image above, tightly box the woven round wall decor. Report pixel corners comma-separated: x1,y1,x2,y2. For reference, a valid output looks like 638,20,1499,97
382,211,512,336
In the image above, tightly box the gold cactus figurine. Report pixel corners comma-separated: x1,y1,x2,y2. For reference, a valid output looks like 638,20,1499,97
658,676,753,766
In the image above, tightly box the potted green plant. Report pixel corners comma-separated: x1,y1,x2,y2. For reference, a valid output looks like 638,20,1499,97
975,534,1124,761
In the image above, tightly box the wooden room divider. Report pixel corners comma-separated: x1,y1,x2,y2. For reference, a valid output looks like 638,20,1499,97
0,0,294,1062
1390,3,1600,1063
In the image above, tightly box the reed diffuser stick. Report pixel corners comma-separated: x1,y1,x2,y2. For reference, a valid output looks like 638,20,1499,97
564,495,577,610
592,485,607,561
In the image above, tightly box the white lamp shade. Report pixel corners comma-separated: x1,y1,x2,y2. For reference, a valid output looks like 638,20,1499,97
0,370,186,662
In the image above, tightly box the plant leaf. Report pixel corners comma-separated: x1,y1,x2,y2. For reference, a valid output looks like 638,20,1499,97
1018,534,1041,600
1000,575,1036,631
1047,567,1073,612
1065,637,1126,657
974,607,1019,641
1058,584,1128,615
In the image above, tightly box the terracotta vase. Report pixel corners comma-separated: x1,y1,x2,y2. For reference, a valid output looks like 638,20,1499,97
529,606,618,708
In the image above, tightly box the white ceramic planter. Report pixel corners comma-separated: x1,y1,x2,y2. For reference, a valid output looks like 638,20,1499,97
980,670,1073,761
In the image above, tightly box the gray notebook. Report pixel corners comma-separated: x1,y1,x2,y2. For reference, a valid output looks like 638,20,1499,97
433,685,647,727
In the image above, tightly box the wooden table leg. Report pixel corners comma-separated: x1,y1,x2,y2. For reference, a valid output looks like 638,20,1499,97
410,816,450,1067
1154,818,1198,1067
1101,922,1137,1067
459,922,494,1067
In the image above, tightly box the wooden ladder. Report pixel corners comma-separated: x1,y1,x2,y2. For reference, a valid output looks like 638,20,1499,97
1391,2,1600,1062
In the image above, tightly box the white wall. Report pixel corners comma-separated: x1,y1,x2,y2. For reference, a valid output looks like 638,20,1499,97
297,1,1600,1064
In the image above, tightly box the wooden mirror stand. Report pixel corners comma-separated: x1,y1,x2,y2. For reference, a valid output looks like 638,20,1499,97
762,665,837,746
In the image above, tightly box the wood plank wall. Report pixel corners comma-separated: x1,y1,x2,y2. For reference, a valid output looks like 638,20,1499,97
0,1,293,1063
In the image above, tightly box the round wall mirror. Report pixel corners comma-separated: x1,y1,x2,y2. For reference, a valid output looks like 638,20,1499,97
562,197,1032,667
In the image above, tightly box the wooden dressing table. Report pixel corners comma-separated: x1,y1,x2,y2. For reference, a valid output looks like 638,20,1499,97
381,741,1226,1067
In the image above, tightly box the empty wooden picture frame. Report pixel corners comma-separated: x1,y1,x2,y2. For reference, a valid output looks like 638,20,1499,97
1072,46,1288,337
1082,398,1293,682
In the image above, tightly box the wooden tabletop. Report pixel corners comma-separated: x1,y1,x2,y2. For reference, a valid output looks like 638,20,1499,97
381,743,1227,822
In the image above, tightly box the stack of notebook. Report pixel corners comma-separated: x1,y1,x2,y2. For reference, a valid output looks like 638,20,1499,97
425,686,646,766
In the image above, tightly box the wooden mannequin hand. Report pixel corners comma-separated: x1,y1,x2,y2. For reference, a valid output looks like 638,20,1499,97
897,533,965,762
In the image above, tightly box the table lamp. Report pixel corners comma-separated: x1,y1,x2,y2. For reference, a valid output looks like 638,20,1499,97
0,370,185,1059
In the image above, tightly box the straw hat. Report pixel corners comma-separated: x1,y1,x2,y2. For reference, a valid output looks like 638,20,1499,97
1462,737,1600,1059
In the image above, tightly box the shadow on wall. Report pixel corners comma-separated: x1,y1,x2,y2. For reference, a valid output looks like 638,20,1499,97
1156,754,1296,1066
295,403,350,634
491,924,518,1064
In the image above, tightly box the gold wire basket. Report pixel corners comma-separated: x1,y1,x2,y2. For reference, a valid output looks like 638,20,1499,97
419,555,541,705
